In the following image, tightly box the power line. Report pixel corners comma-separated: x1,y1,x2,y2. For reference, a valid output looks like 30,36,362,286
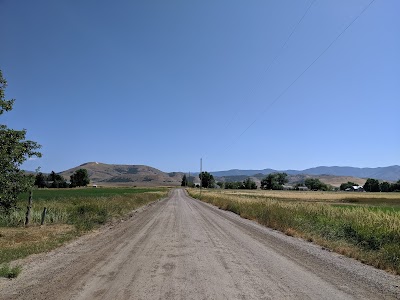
225,0,376,151
222,0,317,132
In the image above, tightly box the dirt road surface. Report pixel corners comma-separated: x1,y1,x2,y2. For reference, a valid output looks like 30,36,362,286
1,189,399,299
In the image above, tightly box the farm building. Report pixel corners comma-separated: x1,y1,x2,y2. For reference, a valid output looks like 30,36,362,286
297,186,309,191
345,185,364,192
282,185,294,190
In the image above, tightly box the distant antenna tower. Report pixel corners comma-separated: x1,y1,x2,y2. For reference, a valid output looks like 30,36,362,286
200,158,202,198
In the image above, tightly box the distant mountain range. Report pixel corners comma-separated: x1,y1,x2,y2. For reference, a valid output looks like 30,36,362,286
44,162,400,187
209,165,400,182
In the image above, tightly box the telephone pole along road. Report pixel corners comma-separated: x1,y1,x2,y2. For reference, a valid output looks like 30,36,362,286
1,189,399,299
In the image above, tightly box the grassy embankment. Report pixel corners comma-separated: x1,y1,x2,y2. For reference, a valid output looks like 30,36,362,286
0,187,168,274
188,189,400,274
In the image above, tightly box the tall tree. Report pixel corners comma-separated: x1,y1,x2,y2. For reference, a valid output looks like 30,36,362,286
390,180,400,192
181,174,188,187
276,173,288,185
364,178,380,192
379,181,391,192
304,178,328,191
34,172,47,188
260,173,288,190
199,171,215,188
0,70,41,211
70,169,90,187
48,171,68,188
242,178,257,190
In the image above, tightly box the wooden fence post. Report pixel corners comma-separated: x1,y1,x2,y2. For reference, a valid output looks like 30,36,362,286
25,190,33,226
41,207,47,225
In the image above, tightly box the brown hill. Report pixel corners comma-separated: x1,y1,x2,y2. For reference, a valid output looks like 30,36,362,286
285,174,367,187
60,162,184,186
310,175,366,187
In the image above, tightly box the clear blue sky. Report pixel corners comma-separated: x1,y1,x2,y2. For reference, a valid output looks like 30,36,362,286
1,0,399,173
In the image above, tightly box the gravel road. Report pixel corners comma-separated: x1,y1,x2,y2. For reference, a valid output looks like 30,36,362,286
1,189,399,299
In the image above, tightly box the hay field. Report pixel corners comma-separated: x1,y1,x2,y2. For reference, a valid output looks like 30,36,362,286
188,189,400,274
206,189,400,207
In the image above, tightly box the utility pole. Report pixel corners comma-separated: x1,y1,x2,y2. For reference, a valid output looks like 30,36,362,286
200,158,202,198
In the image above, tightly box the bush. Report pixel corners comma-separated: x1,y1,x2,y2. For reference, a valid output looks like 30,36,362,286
304,178,329,191
0,264,22,278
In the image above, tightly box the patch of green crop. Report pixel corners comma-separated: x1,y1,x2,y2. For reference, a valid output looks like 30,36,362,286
1,187,168,228
17,187,166,202
68,203,109,231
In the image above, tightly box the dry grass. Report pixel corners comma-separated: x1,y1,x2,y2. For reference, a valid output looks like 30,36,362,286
0,224,76,264
189,189,400,274
209,189,400,206
0,224,74,249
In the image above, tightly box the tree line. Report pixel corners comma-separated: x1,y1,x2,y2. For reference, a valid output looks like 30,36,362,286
259,173,330,191
183,172,400,192
181,172,332,191
340,179,400,192
182,172,257,190
222,178,257,190
363,178,400,192
34,169,90,189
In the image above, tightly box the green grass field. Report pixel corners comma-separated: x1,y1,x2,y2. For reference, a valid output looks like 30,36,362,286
188,189,400,274
17,187,165,202
1,187,167,228
0,187,168,269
